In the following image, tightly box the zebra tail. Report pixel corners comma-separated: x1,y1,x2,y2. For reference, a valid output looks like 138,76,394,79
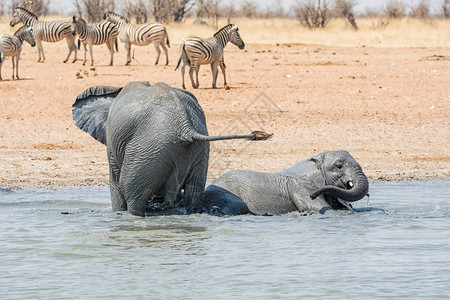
115,38,118,52
77,38,80,50
174,42,189,71
165,29,170,48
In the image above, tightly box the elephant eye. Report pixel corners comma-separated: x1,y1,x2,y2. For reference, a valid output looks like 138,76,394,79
336,163,343,169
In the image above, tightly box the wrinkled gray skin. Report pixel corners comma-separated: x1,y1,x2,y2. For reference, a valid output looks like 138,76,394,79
203,150,369,215
72,81,270,217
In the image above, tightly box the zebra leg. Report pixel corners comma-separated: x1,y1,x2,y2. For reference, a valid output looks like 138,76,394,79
11,56,15,79
188,65,196,89
82,43,87,66
107,39,114,66
64,37,75,63
181,63,186,89
220,60,230,90
15,53,20,79
89,43,94,66
124,42,131,66
153,42,161,65
211,61,219,89
72,38,77,63
195,64,201,88
0,53,3,80
36,39,44,62
161,42,169,65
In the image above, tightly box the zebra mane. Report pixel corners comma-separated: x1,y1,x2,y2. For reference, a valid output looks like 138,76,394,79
15,7,38,20
105,11,129,23
74,15,86,24
213,24,237,37
14,25,30,37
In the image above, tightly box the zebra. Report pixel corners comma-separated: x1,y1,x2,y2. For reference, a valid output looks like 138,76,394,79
103,11,170,66
175,24,245,90
71,16,119,66
0,25,36,80
10,7,77,63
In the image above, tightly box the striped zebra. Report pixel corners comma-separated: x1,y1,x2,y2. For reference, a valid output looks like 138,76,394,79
0,25,36,80
10,7,76,63
175,24,245,90
103,12,170,66
71,16,119,66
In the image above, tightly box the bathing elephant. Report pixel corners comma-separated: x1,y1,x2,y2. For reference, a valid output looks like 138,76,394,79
72,81,271,216
203,150,369,215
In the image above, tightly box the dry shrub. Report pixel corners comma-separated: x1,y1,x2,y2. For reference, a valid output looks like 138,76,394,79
443,0,450,18
294,0,330,29
410,0,430,19
121,0,149,23
334,0,357,30
385,0,406,18
73,0,115,22
152,0,196,23
10,0,50,16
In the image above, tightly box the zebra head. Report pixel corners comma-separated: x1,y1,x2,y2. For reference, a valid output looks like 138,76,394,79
10,7,23,27
10,7,37,27
71,15,82,36
14,25,36,47
229,24,245,50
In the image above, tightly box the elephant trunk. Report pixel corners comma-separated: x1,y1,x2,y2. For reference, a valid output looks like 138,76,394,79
310,168,369,202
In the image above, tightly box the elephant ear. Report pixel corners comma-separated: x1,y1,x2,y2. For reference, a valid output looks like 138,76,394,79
72,85,122,145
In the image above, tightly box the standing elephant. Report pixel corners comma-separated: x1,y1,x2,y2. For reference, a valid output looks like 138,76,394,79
203,150,369,215
73,81,271,217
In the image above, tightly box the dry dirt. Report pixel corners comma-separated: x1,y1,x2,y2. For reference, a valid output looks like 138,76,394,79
0,34,449,188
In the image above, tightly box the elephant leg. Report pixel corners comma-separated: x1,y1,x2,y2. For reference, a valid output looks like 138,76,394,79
161,175,180,209
108,152,126,211
120,161,167,217
183,161,207,214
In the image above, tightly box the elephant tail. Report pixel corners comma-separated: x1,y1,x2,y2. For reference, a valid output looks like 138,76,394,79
188,130,272,142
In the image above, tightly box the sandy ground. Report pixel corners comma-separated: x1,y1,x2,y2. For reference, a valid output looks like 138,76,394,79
0,22,449,188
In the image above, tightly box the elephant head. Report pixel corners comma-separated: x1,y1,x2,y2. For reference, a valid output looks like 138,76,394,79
308,150,369,204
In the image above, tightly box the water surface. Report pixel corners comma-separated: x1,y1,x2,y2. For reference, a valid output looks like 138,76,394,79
1,181,449,299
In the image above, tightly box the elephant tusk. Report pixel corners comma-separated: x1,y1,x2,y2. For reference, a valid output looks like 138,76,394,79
347,181,354,188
